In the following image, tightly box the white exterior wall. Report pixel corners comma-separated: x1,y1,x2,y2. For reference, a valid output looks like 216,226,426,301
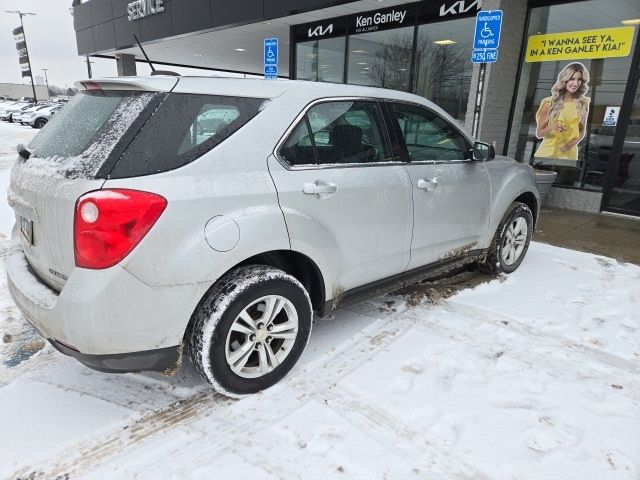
0,83,49,100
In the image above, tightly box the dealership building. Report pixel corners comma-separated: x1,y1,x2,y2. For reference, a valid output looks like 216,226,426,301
72,0,640,217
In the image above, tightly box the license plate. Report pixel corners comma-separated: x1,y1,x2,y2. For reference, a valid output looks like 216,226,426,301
20,216,33,245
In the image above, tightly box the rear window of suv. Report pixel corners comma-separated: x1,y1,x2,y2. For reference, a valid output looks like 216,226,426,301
28,90,161,178
107,94,265,178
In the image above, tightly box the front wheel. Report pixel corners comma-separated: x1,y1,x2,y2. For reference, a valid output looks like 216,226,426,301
479,202,533,275
35,118,47,129
187,265,312,397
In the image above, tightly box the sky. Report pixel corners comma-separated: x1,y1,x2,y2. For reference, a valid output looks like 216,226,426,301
0,0,220,89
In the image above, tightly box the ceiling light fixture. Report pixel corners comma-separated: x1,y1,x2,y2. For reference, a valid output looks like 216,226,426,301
621,19,640,25
357,62,368,65
234,48,246,52
433,40,457,45
351,49,367,54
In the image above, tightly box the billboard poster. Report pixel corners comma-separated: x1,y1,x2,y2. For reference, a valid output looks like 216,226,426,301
534,62,590,164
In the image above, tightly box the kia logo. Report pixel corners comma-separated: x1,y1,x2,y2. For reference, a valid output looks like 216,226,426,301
439,0,480,17
308,24,333,38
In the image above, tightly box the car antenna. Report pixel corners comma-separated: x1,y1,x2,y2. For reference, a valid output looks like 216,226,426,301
133,34,179,76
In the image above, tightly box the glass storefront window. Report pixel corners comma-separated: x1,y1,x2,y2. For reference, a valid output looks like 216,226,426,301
346,27,414,92
414,17,475,123
296,37,346,83
507,0,640,191
608,80,640,213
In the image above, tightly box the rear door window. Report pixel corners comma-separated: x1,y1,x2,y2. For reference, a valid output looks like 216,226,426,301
279,100,392,166
108,94,265,178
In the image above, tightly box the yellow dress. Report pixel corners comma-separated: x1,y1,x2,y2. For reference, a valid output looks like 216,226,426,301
535,98,586,161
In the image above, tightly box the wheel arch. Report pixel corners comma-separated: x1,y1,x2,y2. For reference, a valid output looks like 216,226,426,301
514,191,538,228
183,249,326,343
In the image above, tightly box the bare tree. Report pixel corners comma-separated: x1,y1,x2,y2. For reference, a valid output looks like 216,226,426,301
366,32,413,91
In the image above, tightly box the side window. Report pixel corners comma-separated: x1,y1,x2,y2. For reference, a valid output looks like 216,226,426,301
110,94,264,178
392,104,471,162
280,121,316,166
310,101,391,165
279,100,393,166
178,104,240,155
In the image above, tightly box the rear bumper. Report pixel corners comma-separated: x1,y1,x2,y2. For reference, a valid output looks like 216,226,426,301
49,339,180,373
6,235,209,369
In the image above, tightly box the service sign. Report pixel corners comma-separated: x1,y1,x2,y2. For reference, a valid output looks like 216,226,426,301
128,0,165,21
525,27,634,62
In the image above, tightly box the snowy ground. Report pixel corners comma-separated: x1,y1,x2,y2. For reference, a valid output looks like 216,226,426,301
0,121,639,479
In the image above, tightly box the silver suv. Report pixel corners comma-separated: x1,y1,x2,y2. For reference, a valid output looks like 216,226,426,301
6,77,539,397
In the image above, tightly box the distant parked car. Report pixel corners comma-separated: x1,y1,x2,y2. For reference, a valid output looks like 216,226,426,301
22,105,62,128
6,77,540,397
15,105,50,125
0,103,35,122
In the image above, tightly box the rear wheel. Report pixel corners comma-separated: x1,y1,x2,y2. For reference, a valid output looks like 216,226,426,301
479,202,533,275
187,265,312,397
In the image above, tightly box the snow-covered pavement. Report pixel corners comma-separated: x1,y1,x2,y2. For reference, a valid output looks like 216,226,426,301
0,121,639,479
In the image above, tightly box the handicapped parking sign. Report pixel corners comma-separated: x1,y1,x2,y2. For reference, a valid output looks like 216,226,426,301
473,10,503,50
264,38,278,66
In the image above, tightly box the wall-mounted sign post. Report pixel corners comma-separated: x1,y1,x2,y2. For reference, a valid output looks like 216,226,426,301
471,10,502,137
264,37,278,79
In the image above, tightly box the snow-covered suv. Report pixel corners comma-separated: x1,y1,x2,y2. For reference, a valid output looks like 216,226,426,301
6,77,539,397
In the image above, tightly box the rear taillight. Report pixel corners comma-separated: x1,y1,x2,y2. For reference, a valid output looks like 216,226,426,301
74,189,167,269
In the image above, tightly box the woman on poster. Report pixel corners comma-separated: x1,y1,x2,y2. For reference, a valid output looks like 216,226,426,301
535,62,591,165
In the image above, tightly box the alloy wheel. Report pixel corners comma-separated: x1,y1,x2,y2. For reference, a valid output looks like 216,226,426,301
501,217,528,266
224,295,299,379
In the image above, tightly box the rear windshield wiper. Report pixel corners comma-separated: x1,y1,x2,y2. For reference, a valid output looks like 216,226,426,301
16,144,31,160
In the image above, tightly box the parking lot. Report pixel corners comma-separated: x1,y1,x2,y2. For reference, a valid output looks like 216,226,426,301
0,123,638,479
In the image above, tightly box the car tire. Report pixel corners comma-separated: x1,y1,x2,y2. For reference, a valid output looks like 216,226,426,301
187,265,312,398
35,118,47,129
8,114,13,123
479,202,533,275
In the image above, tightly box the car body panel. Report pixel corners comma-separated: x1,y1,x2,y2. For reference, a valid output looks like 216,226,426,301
268,155,413,296
482,156,540,246
8,163,105,291
404,160,492,268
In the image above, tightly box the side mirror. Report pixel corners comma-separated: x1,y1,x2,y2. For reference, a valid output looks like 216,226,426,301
473,141,495,161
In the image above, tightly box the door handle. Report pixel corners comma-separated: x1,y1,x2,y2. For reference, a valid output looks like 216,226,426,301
303,181,338,196
417,178,438,191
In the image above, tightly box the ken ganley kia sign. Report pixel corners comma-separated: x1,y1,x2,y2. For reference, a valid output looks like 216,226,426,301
128,0,165,21
353,7,409,34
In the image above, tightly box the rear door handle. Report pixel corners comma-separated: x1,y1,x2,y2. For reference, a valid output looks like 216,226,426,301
417,177,438,191
303,181,338,196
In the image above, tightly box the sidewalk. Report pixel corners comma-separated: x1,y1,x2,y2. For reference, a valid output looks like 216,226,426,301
534,208,640,265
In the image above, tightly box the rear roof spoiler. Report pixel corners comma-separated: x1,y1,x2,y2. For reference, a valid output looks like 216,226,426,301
75,77,179,93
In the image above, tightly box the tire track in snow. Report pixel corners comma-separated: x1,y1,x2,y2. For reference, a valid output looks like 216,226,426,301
444,300,640,384
9,314,418,479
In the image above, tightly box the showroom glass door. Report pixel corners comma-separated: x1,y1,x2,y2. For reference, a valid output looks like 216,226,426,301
602,41,640,216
